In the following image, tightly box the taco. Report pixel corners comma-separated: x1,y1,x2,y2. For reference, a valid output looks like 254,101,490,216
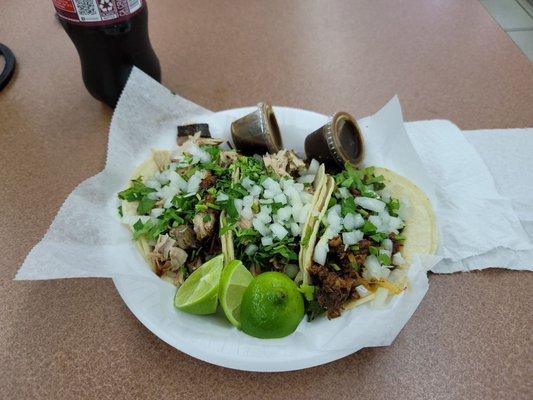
219,150,327,279
302,164,437,320
118,135,237,285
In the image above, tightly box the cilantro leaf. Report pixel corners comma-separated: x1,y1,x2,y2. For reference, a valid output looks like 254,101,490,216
361,220,377,234
306,299,326,322
369,246,380,256
137,197,157,215
378,253,391,265
340,197,357,216
298,284,315,301
118,178,155,202
387,198,400,216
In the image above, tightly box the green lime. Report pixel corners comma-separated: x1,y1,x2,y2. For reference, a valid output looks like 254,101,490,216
240,271,305,339
174,254,224,315
219,259,254,328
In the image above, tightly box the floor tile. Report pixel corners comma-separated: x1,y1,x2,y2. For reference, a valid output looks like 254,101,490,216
480,0,533,29
508,30,533,60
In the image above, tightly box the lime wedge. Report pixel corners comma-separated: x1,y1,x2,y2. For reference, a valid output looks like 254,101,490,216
174,254,224,315
219,260,253,328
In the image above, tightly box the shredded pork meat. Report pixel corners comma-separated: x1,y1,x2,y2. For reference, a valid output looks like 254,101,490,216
308,264,357,319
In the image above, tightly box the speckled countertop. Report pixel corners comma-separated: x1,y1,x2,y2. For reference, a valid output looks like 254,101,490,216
1,1,532,399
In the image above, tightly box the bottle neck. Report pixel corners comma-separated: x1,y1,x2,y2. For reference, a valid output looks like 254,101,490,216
52,0,145,27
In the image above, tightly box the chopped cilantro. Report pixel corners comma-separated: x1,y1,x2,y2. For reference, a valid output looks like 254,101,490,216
132,218,166,241
306,299,326,322
378,253,391,265
137,197,156,215
118,205,123,217
351,262,361,271
340,197,357,216
298,284,315,301
369,246,380,256
203,214,212,222
370,232,387,243
394,233,406,243
361,220,377,234
387,198,400,216
118,178,155,202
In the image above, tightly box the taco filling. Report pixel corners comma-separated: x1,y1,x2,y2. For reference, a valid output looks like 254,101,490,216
219,150,324,278
118,135,237,285
306,165,410,320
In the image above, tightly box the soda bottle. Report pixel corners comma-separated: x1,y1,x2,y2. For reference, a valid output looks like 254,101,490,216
52,0,161,107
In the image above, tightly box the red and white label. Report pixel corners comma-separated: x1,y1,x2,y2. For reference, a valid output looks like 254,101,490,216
52,0,143,25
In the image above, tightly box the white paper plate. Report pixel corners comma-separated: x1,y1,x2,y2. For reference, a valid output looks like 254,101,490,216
112,106,431,372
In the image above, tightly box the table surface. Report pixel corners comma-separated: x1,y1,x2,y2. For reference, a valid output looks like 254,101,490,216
1,0,532,399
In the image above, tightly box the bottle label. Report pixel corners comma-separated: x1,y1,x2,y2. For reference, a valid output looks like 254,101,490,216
52,0,143,26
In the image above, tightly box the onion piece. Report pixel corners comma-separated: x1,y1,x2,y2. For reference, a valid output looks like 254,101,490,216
270,223,288,240
355,197,386,213
261,236,273,246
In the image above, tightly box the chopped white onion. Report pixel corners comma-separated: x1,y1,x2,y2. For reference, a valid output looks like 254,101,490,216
342,213,364,230
290,222,300,236
263,189,275,199
256,211,271,224
380,248,392,258
342,230,364,247
150,208,164,218
291,203,302,221
122,215,151,226
168,170,187,192
298,203,312,224
243,195,254,207
382,238,393,252
355,285,371,298
244,244,258,256
234,199,244,214
262,177,282,193
186,171,205,194
307,159,319,175
323,228,338,240
276,206,292,221
329,204,342,216
293,183,304,192
326,212,343,233
217,193,229,202
313,237,329,265
147,192,160,200
241,206,253,220
274,193,287,204
271,223,288,240
250,185,262,198
392,252,406,266
261,236,273,246
355,197,386,213
186,142,211,164
378,188,391,202
145,179,161,190
338,187,350,199
242,176,255,190
297,174,315,184
363,255,391,279
259,198,273,204
253,219,271,236
299,191,314,204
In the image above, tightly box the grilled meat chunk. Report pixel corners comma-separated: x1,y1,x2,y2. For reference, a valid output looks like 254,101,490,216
308,264,357,319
